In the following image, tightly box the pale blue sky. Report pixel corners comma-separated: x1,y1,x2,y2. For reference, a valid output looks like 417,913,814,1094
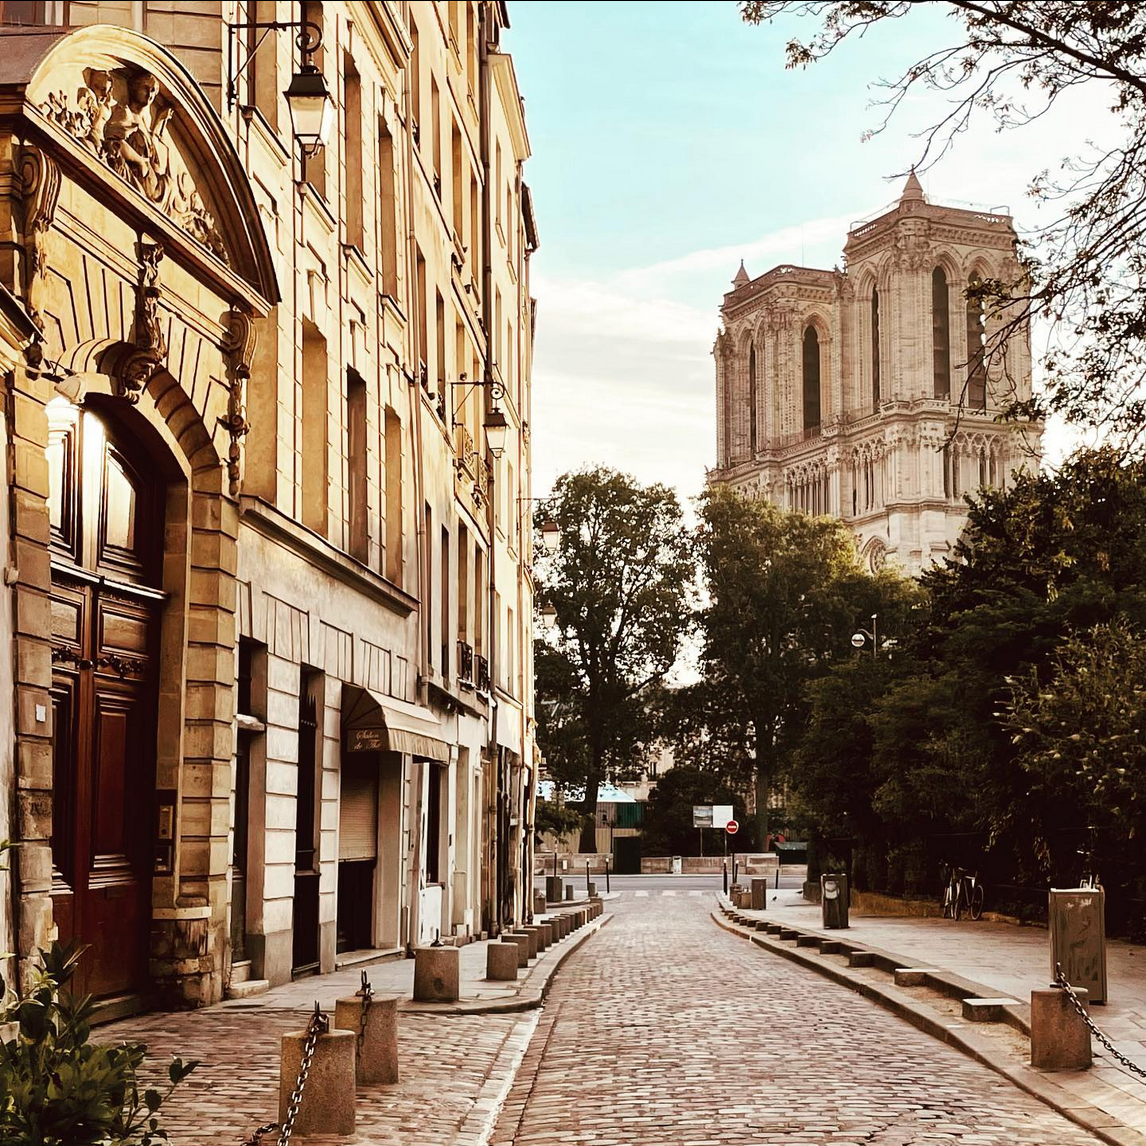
506,2,1110,499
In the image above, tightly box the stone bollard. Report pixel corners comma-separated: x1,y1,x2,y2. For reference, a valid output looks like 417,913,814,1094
751,877,768,910
537,922,554,948
504,932,530,968
486,941,521,981
587,882,597,897
557,914,570,938
280,1026,356,1137
533,890,547,916
413,945,460,1003
513,928,539,959
565,884,574,900
523,925,545,954
1031,987,1092,1070
545,876,563,903
335,992,398,1085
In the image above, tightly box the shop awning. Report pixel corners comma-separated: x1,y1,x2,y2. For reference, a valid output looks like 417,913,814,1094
341,685,450,762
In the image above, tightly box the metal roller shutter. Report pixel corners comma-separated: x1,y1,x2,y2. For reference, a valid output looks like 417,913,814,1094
339,755,379,861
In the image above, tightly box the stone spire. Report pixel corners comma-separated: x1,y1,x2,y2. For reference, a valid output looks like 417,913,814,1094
732,259,750,287
900,168,926,203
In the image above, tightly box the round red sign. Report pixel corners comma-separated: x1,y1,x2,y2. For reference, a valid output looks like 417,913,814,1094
725,819,739,835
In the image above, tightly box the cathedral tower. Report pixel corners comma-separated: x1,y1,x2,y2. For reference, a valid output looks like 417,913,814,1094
709,175,1040,574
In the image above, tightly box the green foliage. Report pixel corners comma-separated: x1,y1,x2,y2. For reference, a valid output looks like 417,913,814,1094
673,485,920,838
641,766,753,855
534,798,587,846
789,450,1146,916
741,2,1146,452
534,467,695,849
1007,619,1146,847
0,941,198,1145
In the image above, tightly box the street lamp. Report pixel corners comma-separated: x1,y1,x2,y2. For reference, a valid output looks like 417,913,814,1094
225,20,333,155
484,408,509,458
283,60,335,156
540,602,558,630
851,613,878,659
539,519,560,554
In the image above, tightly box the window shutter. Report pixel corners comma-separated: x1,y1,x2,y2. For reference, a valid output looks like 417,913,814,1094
339,757,379,861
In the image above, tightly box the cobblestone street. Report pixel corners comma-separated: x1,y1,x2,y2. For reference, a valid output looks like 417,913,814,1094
491,895,1105,1146
108,1004,536,1145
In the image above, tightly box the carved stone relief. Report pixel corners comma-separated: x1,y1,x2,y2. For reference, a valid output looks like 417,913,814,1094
40,68,229,263
218,306,256,495
115,240,167,403
17,145,62,360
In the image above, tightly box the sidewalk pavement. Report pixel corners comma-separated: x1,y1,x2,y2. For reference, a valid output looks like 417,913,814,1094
105,906,610,1146
726,887,1146,1144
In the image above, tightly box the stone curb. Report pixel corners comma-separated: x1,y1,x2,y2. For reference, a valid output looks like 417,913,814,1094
710,905,1146,1146
401,911,612,1016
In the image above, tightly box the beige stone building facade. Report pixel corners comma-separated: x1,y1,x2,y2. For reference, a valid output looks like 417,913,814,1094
710,175,1041,574
0,0,538,1016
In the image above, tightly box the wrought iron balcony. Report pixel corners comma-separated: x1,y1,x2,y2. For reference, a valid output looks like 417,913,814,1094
457,640,474,686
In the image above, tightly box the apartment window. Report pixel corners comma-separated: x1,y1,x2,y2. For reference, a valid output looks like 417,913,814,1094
424,502,434,670
344,55,364,250
966,275,987,409
469,175,480,283
384,407,402,583
870,288,881,410
0,2,46,22
435,291,446,399
474,546,485,655
466,4,477,92
301,1,325,195
245,0,278,126
451,122,464,239
507,606,516,692
495,142,502,228
457,524,469,642
346,368,367,562
415,248,428,374
409,20,421,137
301,319,328,536
377,119,398,297
448,0,459,46
802,325,821,433
441,525,450,680
2,1,141,25
431,79,442,194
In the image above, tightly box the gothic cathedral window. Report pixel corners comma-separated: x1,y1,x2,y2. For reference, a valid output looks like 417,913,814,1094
870,289,880,411
932,268,951,398
802,325,821,433
748,343,758,454
966,275,987,409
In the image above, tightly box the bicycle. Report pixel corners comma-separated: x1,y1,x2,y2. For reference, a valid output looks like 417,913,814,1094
941,863,984,920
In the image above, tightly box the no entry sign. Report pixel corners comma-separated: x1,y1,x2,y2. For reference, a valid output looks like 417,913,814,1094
725,819,739,835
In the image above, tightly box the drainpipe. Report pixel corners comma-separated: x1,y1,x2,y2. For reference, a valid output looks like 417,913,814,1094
401,0,428,954
478,1,502,936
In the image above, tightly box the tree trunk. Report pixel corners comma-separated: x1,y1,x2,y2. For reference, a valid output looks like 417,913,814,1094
577,776,600,854
754,766,770,851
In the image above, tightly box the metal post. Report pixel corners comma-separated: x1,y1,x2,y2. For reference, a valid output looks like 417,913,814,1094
722,861,728,894
605,859,610,894
585,861,590,896
553,850,557,879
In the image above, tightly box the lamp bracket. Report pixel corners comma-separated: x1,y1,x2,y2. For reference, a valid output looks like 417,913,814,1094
226,19,324,111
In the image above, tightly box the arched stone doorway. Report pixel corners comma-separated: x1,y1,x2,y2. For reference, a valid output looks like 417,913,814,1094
46,397,165,1000
0,23,278,1010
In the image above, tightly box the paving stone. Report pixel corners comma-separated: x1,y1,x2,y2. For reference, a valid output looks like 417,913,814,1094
490,895,1104,1145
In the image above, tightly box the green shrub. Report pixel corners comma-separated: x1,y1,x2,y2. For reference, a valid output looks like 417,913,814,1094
0,939,197,1145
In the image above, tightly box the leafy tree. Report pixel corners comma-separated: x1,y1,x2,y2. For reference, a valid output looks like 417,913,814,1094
676,485,918,842
534,468,695,852
641,765,754,856
1006,619,1146,857
741,1,1146,450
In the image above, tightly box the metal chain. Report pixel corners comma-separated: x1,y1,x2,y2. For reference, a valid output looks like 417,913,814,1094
239,1123,278,1146
1054,963,1146,1080
277,1002,330,1146
355,970,374,1055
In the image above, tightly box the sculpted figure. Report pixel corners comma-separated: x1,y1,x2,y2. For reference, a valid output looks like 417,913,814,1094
79,68,115,149
105,71,172,202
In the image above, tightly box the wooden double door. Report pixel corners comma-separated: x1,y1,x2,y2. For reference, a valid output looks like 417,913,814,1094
47,402,163,1005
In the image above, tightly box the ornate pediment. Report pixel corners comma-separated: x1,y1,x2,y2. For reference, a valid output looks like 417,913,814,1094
40,66,227,264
